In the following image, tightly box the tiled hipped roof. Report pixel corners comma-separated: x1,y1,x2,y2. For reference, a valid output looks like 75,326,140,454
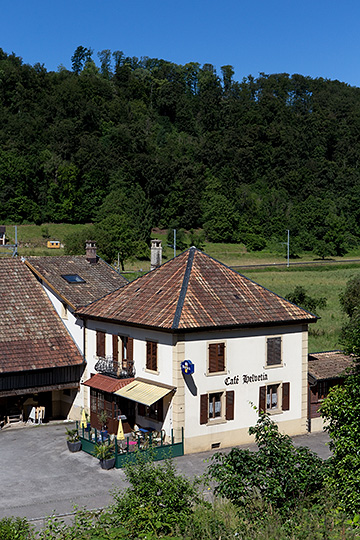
78,248,317,330
26,256,128,309
0,259,84,373
308,351,353,381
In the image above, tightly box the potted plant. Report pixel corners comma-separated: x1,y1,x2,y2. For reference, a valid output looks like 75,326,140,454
98,410,108,440
66,428,81,452
93,442,115,469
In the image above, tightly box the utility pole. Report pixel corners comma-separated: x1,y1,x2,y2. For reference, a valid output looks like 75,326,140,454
173,229,176,259
286,230,290,268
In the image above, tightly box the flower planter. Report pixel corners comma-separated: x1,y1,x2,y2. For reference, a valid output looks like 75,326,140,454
100,457,115,470
67,440,82,452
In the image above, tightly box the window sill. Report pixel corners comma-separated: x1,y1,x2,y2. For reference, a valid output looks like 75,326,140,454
264,364,283,369
144,368,159,375
206,418,227,426
267,409,283,415
206,370,227,377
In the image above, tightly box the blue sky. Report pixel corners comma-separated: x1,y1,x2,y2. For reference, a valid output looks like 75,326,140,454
1,0,360,86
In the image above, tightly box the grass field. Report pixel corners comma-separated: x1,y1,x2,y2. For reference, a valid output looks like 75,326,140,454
3,223,359,353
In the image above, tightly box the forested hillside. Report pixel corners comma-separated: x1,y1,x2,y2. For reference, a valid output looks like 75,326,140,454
1,46,360,255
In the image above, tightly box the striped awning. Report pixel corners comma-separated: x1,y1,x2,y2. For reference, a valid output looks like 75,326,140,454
114,378,175,406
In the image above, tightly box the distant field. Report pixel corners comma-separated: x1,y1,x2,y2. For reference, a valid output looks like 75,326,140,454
3,223,359,354
3,223,89,257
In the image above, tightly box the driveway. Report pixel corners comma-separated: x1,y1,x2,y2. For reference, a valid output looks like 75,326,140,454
0,422,331,523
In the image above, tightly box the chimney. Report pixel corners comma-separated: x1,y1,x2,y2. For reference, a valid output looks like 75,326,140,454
150,239,162,270
86,240,97,264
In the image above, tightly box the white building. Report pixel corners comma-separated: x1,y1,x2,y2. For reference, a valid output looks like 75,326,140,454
77,247,317,453
25,242,128,419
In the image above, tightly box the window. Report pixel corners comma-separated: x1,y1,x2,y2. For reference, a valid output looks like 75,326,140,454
208,342,225,373
266,384,279,410
200,391,234,424
318,381,329,400
113,335,134,375
146,341,157,371
209,392,222,419
259,382,290,413
96,331,106,358
61,274,85,283
266,337,282,366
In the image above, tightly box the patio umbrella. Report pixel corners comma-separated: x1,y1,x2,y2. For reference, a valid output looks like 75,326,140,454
80,409,87,429
116,418,125,441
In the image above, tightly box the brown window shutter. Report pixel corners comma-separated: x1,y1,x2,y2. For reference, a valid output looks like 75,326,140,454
127,337,134,361
226,391,234,420
208,344,217,372
146,341,151,369
282,382,290,411
208,343,225,372
96,331,105,357
259,386,266,413
146,341,157,371
112,335,119,373
112,335,118,359
218,343,225,371
200,394,208,424
151,342,157,371
267,337,281,366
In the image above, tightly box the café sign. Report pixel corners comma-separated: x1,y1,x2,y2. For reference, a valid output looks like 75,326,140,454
224,373,268,385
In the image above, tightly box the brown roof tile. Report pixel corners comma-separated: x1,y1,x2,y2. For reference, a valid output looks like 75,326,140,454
77,248,317,330
82,373,134,392
308,351,353,381
0,258,84,373
25,256,128,309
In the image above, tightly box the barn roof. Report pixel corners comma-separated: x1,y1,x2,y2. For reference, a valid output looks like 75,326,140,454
0,258,83,373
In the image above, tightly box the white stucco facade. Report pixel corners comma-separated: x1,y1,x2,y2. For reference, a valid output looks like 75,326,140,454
83,319,175,437
80,319,309,454
180,324,308,453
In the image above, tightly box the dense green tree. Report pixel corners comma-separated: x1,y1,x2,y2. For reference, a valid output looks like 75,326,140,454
95,214,145,270
71,46,93,73
321,364,360,514
64,225,96,255
339,276,360,317
339,276,360,356
0,44,360,256
340,309,360,356
286,286,327,315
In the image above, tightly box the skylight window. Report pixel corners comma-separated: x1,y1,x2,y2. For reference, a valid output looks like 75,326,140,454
61,274,86,283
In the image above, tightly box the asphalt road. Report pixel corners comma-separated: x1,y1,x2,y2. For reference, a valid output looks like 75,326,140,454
0,422,331,524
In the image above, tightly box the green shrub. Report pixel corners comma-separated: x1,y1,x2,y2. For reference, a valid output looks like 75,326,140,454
0,516,33,540
111,454,200,537
207,411,326,513
243,233,267,252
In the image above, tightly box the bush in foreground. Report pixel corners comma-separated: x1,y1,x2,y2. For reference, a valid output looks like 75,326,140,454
207,411,327,512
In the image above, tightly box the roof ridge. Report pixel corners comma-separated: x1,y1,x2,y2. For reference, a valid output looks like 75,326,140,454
192,249,318,319
171,247,195,329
